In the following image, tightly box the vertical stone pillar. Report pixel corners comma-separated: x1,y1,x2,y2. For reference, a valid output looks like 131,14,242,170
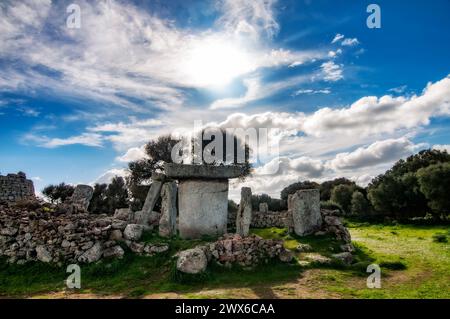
288,189,322,236
178,180,228,239
141,181,163,215
236,187,252,236
259,202,269,213
159,181,178,237
70,185,94,211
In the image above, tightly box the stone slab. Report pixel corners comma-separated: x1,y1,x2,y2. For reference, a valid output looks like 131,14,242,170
164,163,244,179
178,179,229,239
288,189,322,236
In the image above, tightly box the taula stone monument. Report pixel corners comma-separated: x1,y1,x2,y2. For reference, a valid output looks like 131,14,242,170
288,189,322,236
165,163,245,239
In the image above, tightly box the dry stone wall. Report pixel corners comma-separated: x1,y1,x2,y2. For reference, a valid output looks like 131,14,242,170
0,173,35,203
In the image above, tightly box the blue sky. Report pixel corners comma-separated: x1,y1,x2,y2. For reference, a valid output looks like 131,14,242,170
0,0,449,199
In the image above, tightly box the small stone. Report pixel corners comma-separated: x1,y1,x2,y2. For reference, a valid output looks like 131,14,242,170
110,229,123,241
124,224,145,241
36,245,52,263
332,252,353,265
103,246,125,259
296,243,313,252
176,248,208,274
279,249,294,262
78,242,103,263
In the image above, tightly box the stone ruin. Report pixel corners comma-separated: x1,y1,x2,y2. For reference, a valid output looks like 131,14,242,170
0,167,353,273
0,172,35,203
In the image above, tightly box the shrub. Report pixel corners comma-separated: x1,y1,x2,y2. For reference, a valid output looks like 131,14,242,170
331,184,355,214
432,233,448,243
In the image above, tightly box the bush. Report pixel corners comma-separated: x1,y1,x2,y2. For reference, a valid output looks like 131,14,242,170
351,191,371,217
42,183,75,204
417,162,450,215
331,184,355,214
432,233,448,243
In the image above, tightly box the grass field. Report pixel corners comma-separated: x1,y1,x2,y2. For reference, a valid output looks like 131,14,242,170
0,223,448,299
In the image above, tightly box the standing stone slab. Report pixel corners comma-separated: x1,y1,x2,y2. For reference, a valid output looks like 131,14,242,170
178,180,228,239
159,181,178,237
259,202,269,213
236,187,252,236
70,185,94,211
141,181,163,215
288,189,322,236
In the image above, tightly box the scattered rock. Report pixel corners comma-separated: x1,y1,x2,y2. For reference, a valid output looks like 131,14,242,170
123,224,145,241
78,242,103,263
36,245,52,263
332,252,353,265
103,245,124,259
176,248,208,274
279,249,294,262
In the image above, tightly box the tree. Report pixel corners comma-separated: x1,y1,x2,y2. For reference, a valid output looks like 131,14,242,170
331,184,355,214
251,193,284,211
417,162,450,215
128,132,252,201
367,149,450,219
88,176,129,214
320,178,357,201
42,183,75,203
351,191,371,217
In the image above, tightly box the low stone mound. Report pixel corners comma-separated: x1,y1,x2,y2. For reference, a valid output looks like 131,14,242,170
177,233,294,273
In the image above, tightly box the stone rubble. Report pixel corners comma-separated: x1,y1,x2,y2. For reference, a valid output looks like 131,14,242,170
177,233,294,273
0,201,168,264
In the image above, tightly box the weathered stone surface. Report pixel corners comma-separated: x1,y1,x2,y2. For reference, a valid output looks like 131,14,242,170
236,187,252,236
132,210,150,225
0,172,35,203
259,202,269,213
296,243,313,252
36,245,52,263
109,229,123,241
69,185,94,211
332,252,353,265
103,245,124,259
279,249,294,262
288,189,322,236
141,181,163,215
159,181,177,237
165,163,245,179
178,180,228,239
176,248,208,274
113,208,131,221
78,242,103,263
123,224,145,241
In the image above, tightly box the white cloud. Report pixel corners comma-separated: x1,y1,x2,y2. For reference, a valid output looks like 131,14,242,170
320,61,343,82
328,138,426,171
433,144,450,153
93,168,129,185
293,88,331,95
23,132,104,148
331,33,345,44
389,85,407,94
0,0,324,110
341,38,359,46
116,146,148,163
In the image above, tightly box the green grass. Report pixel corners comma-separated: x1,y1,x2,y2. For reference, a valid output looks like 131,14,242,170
0,223,449,298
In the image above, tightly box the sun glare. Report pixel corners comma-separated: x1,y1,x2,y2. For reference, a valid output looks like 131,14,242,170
183,38,253,88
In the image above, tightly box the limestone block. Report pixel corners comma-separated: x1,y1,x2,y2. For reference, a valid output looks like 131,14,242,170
165,163,245,179
236,187,252,236
70,185,94,211
176,248,207,274
259,202,269,213
141,181,163,215
288,189,322,236
178,180,228,239
159,181,177,237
